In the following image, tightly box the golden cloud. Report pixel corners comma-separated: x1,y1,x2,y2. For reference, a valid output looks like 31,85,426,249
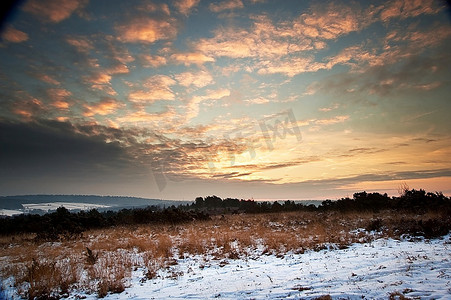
141,54,167,68
379,0,441,22
66,37,94,53
129,75,176,103
52,100,70,109
23,0,86,23
12,96,43,120
195,15,313,60
257,57,326,77
1,26,28,43
83,98,123,117
138,2,170,15
47,88,72,102
174,0,201,15
116,18,177,44
171,52,215,65
175,70,214,88
315,115,350,125
37,74,60,85
209,0,244,12
116,108,176,126
87,73,112,85
107,64,129,75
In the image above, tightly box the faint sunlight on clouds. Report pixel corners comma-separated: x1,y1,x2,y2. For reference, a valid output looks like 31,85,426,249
23,0,87,23
1,26,28,43
116,18,178,44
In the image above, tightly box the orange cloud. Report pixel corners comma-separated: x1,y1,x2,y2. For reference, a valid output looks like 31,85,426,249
23,0,86,23
325,24,451,72
87,73,111,84
174,0,200,15
52,100,70,109
37,74,60,85
379,0,441,22
325,46,379,70
1,26,28,43
116,108,176,126
315,115,350,125
116,18,177,43
56,116,69,122
403,25,451,49
141,54,167,68
319,104,339,112
84,71,118,96
47,88,72,110
47,88,72,102
171,52,215,65
66,36,94,53
83,98,123,117
258,57,326,77
209,0,244,12
12,97,43,119
107,64,129,75
129,75,176,103
295,3,365,41
13,109,33,118
196,15,312,60
84,72,115,95
414,82,441,91
175,70,214,88
138,2,170,15
128,90,174,103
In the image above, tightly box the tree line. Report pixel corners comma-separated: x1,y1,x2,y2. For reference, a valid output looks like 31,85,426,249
185,189,450,214
0,206,209,239
0,188,449,239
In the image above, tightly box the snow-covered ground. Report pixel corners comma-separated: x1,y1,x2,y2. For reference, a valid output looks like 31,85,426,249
22,202,111,213
84,235,449,299
0,202,112,216
0,209,23,217
2,235,450,299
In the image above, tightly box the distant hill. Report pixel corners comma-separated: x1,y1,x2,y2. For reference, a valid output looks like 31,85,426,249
0,195,189,211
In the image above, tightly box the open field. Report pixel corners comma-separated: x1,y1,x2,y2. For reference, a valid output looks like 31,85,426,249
1,210,450,299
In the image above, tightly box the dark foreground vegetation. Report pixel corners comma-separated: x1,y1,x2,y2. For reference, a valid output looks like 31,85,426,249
1,188,450,240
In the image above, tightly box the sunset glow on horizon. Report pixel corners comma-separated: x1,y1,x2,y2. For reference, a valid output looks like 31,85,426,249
1,0,450,200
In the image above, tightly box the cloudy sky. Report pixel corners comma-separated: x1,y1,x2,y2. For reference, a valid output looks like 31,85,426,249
0,0,450,200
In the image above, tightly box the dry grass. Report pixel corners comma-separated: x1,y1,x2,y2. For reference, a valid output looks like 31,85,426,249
0,210,449,298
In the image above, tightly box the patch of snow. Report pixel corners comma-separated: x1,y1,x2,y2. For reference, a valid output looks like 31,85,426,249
65,235,451,299
0,209,23,217
22,202,110,212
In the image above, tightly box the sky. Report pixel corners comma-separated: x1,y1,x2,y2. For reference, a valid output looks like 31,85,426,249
0,0,450,201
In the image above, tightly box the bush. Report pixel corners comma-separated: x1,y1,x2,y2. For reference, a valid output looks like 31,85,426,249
366,218,383,232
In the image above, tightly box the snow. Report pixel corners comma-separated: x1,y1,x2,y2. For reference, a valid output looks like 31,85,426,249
68,235,451,299
1,236,450,299
22,202,110,212
0,209,23,217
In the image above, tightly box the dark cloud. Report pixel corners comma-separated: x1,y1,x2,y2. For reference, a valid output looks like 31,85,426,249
0,118,238,195
212,172,253,179
0,118,261,193
313,30,451,100
0,119,141,180
293,169,451,189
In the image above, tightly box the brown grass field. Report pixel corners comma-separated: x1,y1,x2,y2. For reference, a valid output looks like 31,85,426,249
0,210,449,299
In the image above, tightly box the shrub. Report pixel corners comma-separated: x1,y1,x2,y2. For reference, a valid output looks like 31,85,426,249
366,218,383,232
85,247,98,265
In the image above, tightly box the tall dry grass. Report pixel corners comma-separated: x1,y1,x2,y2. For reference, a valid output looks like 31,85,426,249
0,210,449,298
